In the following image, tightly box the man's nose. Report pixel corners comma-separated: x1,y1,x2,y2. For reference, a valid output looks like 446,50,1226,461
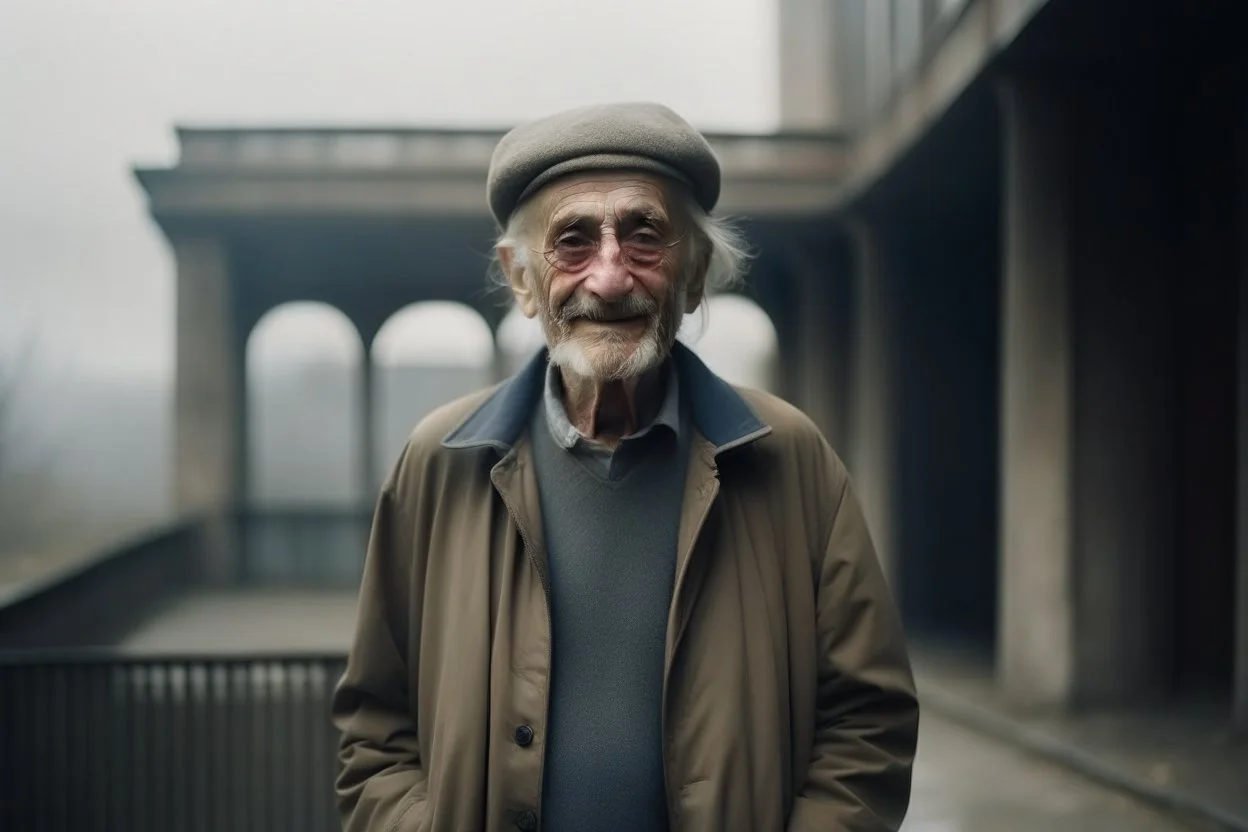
579,235,634,302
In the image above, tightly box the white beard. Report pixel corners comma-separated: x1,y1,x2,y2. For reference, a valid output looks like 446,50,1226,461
545,283,686,382
548,327,666,381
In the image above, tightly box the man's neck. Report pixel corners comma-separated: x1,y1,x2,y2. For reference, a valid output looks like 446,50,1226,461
559,362,667,448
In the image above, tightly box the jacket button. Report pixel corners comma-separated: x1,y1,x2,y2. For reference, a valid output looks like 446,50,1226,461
515,809,537,831
514,724,534,747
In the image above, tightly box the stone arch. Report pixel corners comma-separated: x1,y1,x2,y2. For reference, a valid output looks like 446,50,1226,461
496,305,547,378
679,293,779,391
245,301,364,507
371,301,495,483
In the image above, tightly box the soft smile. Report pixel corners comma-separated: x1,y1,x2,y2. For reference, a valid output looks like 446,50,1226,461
577,315,647,326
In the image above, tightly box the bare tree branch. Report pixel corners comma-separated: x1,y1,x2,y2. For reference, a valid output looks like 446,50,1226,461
0,334,40,478
0,333,71,554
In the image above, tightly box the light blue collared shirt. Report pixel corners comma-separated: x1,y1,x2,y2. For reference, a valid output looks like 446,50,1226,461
542,359,681,480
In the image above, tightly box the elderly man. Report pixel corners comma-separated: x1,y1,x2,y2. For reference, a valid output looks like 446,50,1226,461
333,102,919,832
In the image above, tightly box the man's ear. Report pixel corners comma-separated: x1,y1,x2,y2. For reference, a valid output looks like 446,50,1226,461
497,245,537,318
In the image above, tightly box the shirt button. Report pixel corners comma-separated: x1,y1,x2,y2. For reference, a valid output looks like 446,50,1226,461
514,724,535,747
515,809,538,831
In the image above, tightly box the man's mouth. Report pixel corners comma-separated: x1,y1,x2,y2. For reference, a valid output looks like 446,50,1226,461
577,314,647,325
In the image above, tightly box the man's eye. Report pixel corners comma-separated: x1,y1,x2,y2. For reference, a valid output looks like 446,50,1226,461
555,234,593,249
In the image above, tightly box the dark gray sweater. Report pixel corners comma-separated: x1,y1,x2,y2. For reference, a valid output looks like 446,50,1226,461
529,382,690,832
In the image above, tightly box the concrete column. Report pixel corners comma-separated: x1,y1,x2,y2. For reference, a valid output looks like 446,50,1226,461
998,75,1178,708
997,78,1074,706
173,235,241,511
360,350,377,499
785,243,851,452
1236,68,1248,731
1237,217,1248,730
846,218,899,585
777,0,839,131
863,0,894,118
172,234,242,583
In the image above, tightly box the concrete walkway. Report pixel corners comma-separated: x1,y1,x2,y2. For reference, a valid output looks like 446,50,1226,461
905,711,1209,831
118,587,358,653
912,643,1247,832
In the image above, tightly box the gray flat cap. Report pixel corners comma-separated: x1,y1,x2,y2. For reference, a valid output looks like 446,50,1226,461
486,102,721,226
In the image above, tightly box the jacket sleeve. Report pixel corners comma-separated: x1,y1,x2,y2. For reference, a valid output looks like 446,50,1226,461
332,458,428,832
788,471,920,832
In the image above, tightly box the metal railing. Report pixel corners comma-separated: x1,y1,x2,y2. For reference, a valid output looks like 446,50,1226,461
833,0,973,128
0,650,348,831
0,509,375,827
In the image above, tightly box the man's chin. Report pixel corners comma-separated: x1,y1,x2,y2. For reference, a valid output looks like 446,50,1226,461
549,336,666,382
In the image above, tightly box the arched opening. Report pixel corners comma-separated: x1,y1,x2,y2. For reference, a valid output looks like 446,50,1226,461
497,294,780,392
496,305,547,378
679,293,779,392
372,301,495,483
245,302,365,585
246,302,363,507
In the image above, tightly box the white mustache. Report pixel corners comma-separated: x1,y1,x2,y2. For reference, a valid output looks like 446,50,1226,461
558,294,657,323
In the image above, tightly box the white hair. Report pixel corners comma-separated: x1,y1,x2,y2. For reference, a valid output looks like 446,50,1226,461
490,182,752,299
684,196,751,295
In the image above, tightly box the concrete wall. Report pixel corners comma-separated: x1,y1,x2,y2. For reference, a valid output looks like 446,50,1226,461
845,86,1003,644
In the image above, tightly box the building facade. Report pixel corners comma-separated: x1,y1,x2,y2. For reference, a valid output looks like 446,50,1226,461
136,0,1248,728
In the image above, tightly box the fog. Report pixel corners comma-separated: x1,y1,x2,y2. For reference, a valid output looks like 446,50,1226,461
0,0,780,551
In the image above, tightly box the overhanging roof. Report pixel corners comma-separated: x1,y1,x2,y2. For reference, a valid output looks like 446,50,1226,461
134,126,852,228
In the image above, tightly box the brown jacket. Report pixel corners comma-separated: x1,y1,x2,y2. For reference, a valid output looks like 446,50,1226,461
333,344,919,831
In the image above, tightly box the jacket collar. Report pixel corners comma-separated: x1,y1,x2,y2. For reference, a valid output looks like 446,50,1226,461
441,341,771,455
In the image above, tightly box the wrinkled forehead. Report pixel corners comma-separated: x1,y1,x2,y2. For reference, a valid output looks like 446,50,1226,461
531,170,685,229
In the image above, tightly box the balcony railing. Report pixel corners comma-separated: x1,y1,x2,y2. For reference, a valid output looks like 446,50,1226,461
0,650,348,831
833,0,972,128
173,127,848,179
0,509,377,827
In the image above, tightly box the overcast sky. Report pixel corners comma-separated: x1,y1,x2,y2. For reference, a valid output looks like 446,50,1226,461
1,0,779,383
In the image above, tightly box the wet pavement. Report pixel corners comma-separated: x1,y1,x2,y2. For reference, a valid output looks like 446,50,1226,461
904,711,1209,831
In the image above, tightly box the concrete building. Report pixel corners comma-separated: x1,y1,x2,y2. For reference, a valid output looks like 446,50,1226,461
131,0,1247,726
2,0,1246,826
133,0,1248,727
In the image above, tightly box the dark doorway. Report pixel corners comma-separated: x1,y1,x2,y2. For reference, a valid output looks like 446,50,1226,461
1171,64,1240,700
859,83,1004,653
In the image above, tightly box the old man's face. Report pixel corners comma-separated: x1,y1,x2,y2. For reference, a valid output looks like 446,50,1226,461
502,172,702,381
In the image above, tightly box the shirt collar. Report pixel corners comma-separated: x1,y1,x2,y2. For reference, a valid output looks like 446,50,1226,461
441,341,770,456
543,358,682,451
